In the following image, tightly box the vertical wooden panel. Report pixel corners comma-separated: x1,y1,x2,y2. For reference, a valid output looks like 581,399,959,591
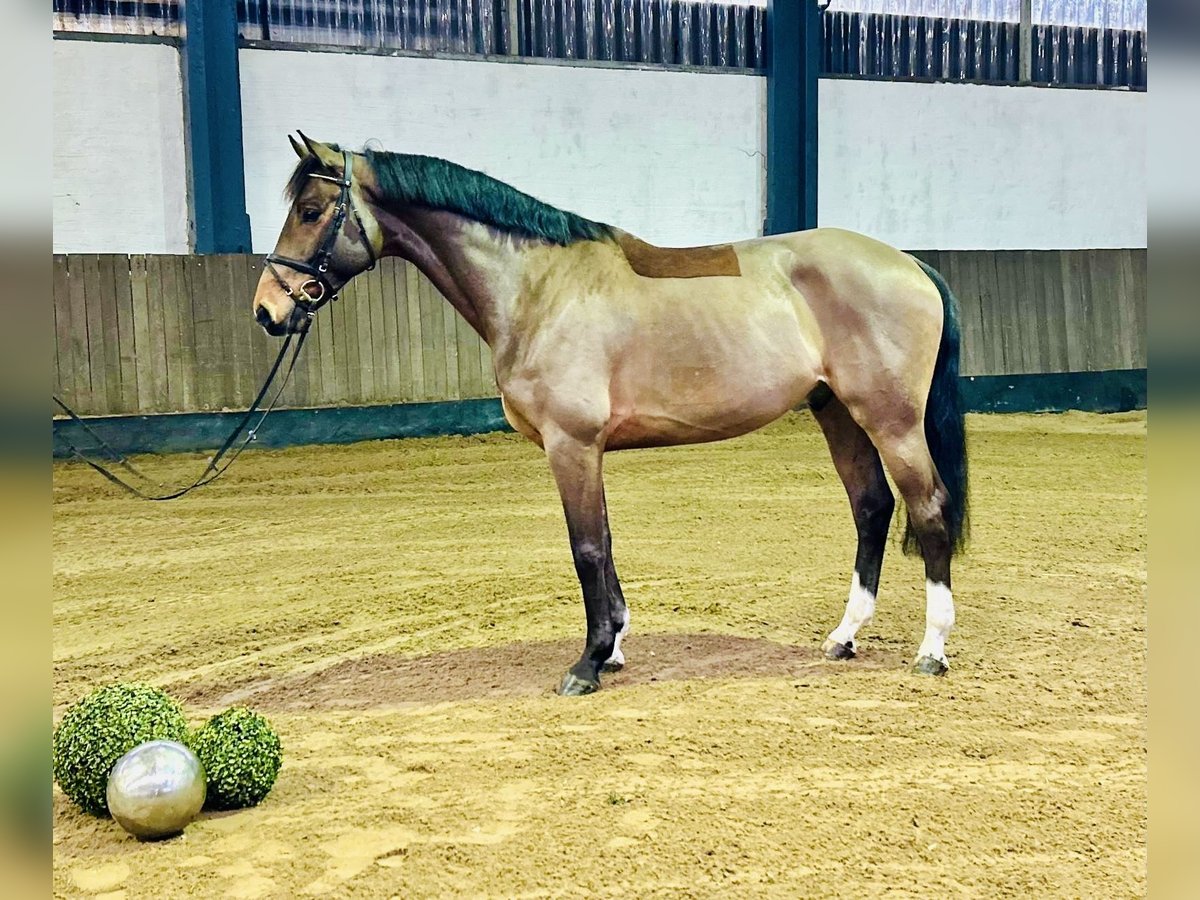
50,250,1146,419
441,299,461,400
479,329,496,396
109,255,139,413
363,267,386,401
1122,249,1147,369
211,255,247,408
418,273,443,400
129,256,153,411
1086,250,1119,371
405,264,425,400
946,253,985,376
1019,251,1049,375
52,256,75,406
377,260,402,400
311,284,337,405
65,255,94,411
1060,251,1091,372
1131,250,1147,368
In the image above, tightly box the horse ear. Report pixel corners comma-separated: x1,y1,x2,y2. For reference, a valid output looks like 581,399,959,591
288,133,309,160
297,131,343,171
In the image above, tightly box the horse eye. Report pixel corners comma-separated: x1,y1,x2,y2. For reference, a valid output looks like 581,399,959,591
301,208,322,223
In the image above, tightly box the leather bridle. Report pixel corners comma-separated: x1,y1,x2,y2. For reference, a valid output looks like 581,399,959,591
265,149,377,315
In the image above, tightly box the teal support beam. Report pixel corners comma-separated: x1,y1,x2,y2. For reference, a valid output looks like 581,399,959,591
182,0,252,253
765,0,820,235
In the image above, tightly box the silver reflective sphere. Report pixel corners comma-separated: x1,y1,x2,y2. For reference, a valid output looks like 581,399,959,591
106,740,206,840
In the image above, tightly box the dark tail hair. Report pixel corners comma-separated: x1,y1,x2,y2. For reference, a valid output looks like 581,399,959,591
904,259,969,557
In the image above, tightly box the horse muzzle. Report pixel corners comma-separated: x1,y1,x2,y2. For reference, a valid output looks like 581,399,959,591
255,302,312,337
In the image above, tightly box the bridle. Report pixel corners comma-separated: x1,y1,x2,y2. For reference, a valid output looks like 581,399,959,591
265,149,377,315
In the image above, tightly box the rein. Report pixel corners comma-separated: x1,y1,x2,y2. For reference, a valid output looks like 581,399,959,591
53,329,307,501
56,149,374,500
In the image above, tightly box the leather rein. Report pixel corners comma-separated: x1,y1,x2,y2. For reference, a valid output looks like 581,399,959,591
53,153,376,500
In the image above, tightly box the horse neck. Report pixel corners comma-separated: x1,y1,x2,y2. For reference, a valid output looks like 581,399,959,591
372,205,529,346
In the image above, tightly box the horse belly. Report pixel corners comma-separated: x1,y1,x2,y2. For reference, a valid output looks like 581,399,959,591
605,361,815,451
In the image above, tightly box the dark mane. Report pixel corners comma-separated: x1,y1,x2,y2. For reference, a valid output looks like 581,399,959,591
286,146,612,247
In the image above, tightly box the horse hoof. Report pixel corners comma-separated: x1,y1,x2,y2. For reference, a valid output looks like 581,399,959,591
601,659,624,673
822,639,856,661
557,673,600,696
913,655,949,676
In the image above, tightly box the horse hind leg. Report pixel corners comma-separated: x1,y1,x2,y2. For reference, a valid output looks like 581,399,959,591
872,425,956,676
813,395,895,660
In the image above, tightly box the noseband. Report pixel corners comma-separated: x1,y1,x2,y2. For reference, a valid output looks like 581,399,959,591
265,149,377,314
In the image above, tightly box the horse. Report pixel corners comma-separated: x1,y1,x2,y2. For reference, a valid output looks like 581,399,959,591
253,133,969,696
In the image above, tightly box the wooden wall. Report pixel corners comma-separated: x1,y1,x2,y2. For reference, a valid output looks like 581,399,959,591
52,249,1146,417
52,255,496,416
911,249,1147,377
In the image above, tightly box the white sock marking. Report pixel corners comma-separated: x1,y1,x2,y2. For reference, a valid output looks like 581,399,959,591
606,605,631,667
916,580,955,665
827,572,876,650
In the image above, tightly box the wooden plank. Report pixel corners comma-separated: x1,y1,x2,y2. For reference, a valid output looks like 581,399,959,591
109,255,139,413
1086,250,1120,371
362,267,385,401
418,274,445,400
219,255,246,407
479,328,496,396
142,255,170,413
978,251,1007,375
86,255,121,414
342,279,366,403
187,256,217,409
1019,250,1050,375
128,256,154,411
1060,251,1091,372
66,255,95,412
378,258,403,401
1130,249,1147,368
52,256,75,406
946,253,985,376
152,256,184,411
1121,249,1147,369
176,255,201,410
406,263,426,400
442,297,461,400
999,252,1031,374
1039,251,1070,373
456,311,483,398
230,255,261,406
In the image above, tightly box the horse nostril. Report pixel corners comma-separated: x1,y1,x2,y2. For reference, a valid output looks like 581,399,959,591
255,305,274,329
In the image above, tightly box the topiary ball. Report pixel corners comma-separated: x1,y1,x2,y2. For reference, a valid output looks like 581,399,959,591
189,707,282,810
52,683,190,816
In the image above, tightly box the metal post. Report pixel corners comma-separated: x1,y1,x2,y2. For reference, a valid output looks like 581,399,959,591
1019,0,1033,83
182,0,252,253
765,0,820,235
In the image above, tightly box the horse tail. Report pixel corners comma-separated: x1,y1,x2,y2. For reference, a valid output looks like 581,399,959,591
905,259,969,557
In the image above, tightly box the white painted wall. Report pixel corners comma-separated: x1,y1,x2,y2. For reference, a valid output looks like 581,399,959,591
819,78,1146,249
51,40,1146,255
239,51,767,252
53,40,190,253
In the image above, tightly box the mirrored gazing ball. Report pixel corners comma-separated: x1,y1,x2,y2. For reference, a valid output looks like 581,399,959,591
106,740,206,840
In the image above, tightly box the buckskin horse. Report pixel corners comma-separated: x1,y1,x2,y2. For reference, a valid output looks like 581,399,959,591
253,134,969,695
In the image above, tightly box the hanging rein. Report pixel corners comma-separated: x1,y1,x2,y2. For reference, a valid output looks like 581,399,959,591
53,150,373,500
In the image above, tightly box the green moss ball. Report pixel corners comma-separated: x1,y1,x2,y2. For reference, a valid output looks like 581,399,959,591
52,683,190,816
189,707,282,810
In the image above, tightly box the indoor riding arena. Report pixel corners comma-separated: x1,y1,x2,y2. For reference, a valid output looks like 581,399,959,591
52,1,1146,897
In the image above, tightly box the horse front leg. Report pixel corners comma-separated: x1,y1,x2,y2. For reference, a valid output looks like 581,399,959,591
544,431,623,696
